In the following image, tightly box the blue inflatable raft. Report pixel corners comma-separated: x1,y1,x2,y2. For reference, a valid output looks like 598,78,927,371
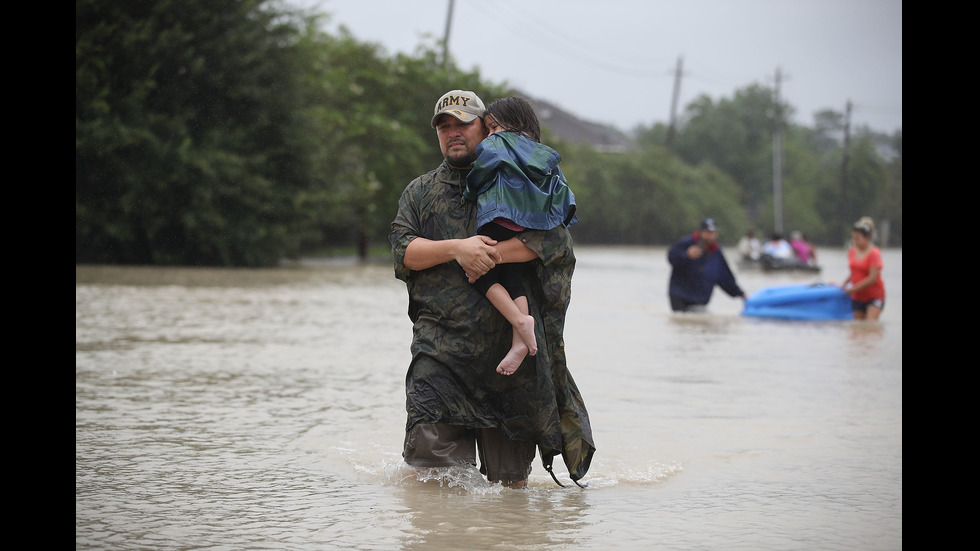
741,283,853,320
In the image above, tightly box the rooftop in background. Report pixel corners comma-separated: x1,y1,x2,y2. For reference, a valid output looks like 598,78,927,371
522,92,635,154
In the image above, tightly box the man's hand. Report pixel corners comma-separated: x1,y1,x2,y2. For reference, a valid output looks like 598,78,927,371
457,235,501,281
687,245,704,259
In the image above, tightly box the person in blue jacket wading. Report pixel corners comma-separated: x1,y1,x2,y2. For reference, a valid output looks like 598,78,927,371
667,218,747,312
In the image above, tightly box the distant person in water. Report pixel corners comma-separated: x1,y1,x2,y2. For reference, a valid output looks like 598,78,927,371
737,230,762,262
790,231,817,266
762,233,794,260
667,218,747,312
840,217,885,320
464,96,578,375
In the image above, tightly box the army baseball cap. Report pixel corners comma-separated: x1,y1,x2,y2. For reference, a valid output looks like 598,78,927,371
431,89,486,127
700,218,718,231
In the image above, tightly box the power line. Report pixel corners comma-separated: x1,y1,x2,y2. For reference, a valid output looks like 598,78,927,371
477,3,674,80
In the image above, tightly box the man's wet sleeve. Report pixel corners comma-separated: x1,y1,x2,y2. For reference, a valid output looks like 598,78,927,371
516,226,573,267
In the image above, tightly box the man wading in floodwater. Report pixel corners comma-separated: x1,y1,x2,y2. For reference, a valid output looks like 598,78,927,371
389,89,595,488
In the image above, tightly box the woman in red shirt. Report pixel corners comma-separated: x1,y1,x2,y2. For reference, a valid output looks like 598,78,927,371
841,217,885,320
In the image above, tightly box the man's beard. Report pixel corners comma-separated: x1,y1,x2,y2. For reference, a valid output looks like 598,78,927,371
446,150,477,168
444,138,477,168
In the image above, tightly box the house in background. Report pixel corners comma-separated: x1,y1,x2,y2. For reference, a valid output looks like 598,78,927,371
522,92,635,153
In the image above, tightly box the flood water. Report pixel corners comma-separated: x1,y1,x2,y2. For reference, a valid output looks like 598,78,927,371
76,245,902,550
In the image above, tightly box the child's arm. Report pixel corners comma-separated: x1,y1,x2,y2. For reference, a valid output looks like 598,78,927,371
495,237,539,264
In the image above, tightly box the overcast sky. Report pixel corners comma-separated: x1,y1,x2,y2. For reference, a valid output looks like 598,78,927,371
295,0,902,134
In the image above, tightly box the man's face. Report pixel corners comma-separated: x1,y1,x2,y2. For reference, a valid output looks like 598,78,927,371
700,230,718,246
435,115,487,168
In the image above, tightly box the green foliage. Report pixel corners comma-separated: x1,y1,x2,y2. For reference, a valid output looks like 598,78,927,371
297,29,506,255
77,0,312,266
557,140,746,245
672,85,783,216
636,83,901,247
76,1,901,267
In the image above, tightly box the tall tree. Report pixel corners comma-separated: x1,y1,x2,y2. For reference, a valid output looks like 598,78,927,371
672,84,787,221
77,0,314,266
294,22,504,259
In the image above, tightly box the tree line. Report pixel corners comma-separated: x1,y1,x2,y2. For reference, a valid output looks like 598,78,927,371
76,0,901,267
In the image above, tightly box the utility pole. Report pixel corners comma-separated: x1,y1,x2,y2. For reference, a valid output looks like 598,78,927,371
442,0,455,68
839,100,852,224
772,67,784,235
666,56,684,151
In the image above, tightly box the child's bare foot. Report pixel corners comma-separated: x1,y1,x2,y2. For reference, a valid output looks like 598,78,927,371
515,315,536,356
496,342,528,375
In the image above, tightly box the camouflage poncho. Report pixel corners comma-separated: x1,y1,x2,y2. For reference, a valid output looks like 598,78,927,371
390,161,595,481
